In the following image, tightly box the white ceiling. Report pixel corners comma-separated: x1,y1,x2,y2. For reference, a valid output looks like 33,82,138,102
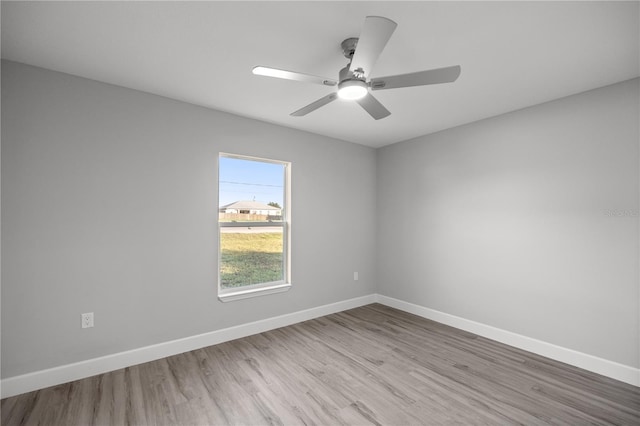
2,1,638,148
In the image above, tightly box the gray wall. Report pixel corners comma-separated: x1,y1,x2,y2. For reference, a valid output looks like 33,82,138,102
1,61,377,378
377,78,639,368
3,59,638,379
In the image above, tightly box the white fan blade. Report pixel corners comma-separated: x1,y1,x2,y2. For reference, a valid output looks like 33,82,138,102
253,66,337,86
291,93,338,117
349,16,397,79
370,65,461,91
356,93,391,120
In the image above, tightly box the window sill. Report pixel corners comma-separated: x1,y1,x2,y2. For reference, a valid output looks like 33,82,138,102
218,283,291,303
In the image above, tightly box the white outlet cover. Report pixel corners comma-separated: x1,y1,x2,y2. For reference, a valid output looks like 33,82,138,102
81,312,94,328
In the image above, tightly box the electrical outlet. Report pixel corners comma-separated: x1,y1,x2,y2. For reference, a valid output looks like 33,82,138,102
354,271,359,281
81,312,94,329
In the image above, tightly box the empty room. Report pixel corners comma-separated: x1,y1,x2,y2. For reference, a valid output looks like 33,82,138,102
1,1,639,425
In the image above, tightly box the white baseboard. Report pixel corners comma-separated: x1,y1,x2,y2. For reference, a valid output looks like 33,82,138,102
375,294,640,387
0,294,376,399
3,292,637,398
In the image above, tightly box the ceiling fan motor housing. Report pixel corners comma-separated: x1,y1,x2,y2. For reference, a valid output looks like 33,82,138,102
339,65,356,82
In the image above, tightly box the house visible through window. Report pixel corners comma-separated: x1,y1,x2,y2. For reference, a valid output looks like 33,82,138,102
218,154,290,301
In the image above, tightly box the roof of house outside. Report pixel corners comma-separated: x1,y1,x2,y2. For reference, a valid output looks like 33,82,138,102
219,200,280,210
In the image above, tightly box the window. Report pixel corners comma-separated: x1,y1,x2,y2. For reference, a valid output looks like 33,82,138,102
218,153,290,302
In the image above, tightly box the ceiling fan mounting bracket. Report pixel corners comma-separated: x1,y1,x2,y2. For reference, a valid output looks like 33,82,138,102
341,37,359,59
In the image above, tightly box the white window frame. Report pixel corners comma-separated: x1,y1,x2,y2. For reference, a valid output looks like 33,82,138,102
217,153,291,302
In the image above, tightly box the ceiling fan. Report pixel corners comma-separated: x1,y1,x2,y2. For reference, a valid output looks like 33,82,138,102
252,16,461,120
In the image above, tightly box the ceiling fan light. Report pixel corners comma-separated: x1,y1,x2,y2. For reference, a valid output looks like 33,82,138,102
337,79,368,100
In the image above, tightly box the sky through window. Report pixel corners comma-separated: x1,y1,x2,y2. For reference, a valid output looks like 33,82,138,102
219,156,284,207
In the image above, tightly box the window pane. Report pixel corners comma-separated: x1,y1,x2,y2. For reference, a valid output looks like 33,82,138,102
218,154,289,294
219,226,284,288
219,157,284,224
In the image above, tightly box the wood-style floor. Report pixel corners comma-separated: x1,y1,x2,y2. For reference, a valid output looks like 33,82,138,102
2,304,639,425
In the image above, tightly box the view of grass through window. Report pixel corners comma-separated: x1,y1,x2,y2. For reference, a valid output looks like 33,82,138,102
219,231,284,287
218,155,287,290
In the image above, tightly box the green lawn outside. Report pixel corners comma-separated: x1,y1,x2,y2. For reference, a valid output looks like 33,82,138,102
220,232,284,288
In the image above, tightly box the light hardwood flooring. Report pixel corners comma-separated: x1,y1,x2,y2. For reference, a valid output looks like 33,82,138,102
2,304,639,425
